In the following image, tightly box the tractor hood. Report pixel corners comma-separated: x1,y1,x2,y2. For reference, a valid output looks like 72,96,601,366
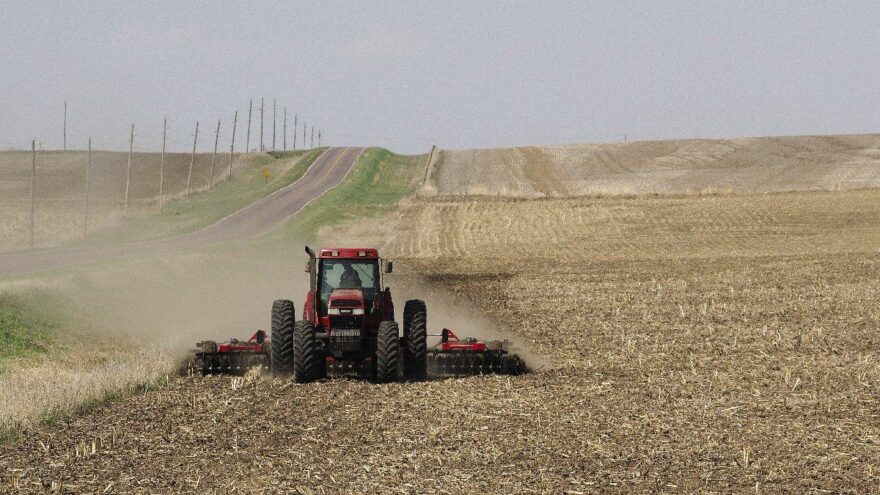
328,289,366,309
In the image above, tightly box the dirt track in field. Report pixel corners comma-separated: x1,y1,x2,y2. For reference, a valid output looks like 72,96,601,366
423,134,880,197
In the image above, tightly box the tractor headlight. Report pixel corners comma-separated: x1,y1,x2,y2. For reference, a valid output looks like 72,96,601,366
328,308,364,315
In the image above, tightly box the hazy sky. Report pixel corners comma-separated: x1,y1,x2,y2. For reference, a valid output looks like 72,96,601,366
1,1,879,154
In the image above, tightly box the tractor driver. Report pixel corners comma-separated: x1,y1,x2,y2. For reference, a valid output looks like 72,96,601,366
338,260,363,289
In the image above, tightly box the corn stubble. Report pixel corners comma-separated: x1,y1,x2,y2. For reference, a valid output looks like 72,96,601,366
2,188,880,493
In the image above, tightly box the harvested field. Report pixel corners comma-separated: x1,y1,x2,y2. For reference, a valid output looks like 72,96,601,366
422,134,880,197
388,188,880,491
2,184,879,493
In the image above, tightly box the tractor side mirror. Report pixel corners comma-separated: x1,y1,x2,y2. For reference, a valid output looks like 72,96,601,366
383,260,393,274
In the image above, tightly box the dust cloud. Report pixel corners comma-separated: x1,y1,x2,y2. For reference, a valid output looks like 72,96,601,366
8,236,544,375
388,266,552,371
36,241,312,364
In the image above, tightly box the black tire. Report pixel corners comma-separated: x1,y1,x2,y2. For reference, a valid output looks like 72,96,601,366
375,321,400,383
270,300,295,376
293,320,323,383
403,299,428,380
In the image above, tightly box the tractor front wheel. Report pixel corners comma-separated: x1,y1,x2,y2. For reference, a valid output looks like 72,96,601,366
403,300,428,380
375,321,400,383
293,320,324,383
270,300,295,376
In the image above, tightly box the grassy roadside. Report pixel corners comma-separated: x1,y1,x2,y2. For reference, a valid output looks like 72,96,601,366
72,148,326,246
0,290,175,443
265,147,427,244
0,292,60,366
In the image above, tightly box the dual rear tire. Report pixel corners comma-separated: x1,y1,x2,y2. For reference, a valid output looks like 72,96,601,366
270,300,295,375
293,320,325,383
403,300,428,380
374,321,400,383
271,299,429,384
376,298,428,382
271,300,325,383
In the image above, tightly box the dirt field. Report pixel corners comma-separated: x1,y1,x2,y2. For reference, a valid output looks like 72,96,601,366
3,178,878,492
422,134,880,197
1,139,879,492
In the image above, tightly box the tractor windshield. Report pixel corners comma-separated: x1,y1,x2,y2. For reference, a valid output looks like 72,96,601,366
318,259,379,313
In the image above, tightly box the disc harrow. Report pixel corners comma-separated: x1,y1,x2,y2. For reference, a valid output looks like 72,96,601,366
427,329,526,377
194,330,270,376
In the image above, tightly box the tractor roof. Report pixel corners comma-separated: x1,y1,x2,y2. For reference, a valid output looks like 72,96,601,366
318,248,379,259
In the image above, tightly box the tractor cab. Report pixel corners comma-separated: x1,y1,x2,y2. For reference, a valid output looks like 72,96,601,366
318,256,380,316
304,247,395,332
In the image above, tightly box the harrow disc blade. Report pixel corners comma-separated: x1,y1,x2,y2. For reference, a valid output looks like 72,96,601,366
198,353,269,376
427,352,526,377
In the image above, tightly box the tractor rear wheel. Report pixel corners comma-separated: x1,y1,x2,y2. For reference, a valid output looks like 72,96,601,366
403,300,428,380
270,300,295,376
375,321,400,383
293,320,324,383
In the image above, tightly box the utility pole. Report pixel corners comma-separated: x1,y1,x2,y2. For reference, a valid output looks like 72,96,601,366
246,99,252,153
303,121,307,149
84,138,91,236
124,124,134,215
272,99,276,150
318,130,321,147
283,107,287,151
260,97,264,152
29,139,35,249
159,117,166,211
209,119,220,189
228,110,238,179
293,113,298,150
310,126,314,148
63,101,67,151
186,121,199,197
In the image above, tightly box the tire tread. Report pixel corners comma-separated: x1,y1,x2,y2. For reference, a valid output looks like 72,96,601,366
375,321,400,383
270,300,296,376
403,300,428,379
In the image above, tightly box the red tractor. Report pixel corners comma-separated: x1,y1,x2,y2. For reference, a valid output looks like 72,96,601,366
270,247,428,383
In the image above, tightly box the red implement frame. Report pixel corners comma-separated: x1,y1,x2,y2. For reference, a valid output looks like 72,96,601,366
438,328,487,352
195,330,269,375
217,330,268,353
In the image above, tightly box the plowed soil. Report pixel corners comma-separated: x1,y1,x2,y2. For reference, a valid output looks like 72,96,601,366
3,182,879,493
